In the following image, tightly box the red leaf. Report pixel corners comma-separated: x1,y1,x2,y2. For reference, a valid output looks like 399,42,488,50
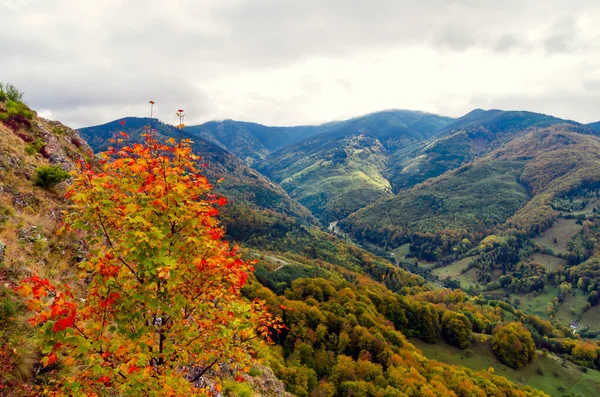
47,352,57,366
53,316,74,331
98,375,110,384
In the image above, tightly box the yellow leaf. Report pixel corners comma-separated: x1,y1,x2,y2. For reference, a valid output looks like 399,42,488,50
124,203,138,214
157,267,170,280
116,345,128,357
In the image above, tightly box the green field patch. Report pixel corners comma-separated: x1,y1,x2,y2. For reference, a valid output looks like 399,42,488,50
412,335,600,397
513,288,593,331
554,289,589,326
532,218,582,255
579,305,600,335
415,260,437,270
456,267,481,289
390,243,411,260
530,253,567,271
433,256,475,279
514,288,559,320
572,197,600,216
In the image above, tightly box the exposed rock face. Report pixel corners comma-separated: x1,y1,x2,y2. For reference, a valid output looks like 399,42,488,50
241,365,294,397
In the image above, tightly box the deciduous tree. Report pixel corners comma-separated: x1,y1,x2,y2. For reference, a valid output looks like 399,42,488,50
18,131,282,396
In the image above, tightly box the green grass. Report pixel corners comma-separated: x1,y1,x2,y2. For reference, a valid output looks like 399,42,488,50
579,305,600,336
412,335,600,397
433,256,475,279
554,290,589,325
530,253,567,271
456,267,481,289
532,218,582,255
510,288,597,333
390,243,411,260
570,198,600,216
418,261,437,269
513,287,558,320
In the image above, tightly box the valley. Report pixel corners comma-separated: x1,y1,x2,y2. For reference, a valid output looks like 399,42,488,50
4,87,600,396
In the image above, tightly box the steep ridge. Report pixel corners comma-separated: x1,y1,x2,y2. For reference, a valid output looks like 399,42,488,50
256,110,453,223
0,98,94,392
588,121,600,132
185,120,324,165
387,109,589,192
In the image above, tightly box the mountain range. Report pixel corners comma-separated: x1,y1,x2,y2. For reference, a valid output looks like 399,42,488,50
6,94,600,396
79,108,600,229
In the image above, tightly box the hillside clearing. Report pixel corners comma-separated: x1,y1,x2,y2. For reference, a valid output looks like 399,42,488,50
530,253,567,271
532,218,582,255
433,256,475,279
412,335,600,397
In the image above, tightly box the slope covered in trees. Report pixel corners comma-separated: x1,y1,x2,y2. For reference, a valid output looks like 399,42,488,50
256,110,453,222
386,109,589,192
185,120,324,165
343,125,600,255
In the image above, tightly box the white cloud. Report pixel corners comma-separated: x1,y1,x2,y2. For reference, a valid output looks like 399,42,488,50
1,0,599,127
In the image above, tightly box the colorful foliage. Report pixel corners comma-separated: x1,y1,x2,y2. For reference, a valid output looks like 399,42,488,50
17,133,283,395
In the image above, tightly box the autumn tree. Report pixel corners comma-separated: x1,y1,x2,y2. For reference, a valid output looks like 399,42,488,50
491,322,535,368
572,342,599,367
18,130,282,396
441,311,472,349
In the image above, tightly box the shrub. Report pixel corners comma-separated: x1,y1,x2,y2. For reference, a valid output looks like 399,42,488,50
0,83,24,102
223,380,253,397
19,137,283,395
24,138,45,155
249,367,262,377
5,100,34,120
33,166,69,188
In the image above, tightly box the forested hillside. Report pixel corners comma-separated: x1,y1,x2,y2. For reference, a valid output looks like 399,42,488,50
256,110,453,223
6,86,600,396
184,120,324,165
342,124,600,253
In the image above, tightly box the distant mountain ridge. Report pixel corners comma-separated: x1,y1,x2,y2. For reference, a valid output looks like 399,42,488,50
79,109,599,227
185,120,325,165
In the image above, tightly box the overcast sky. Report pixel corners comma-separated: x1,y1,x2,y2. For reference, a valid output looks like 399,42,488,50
1,0,600,128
